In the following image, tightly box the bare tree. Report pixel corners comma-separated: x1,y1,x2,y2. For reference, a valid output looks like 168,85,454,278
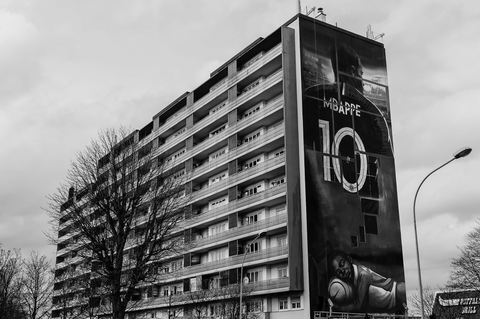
22,251,54,319
408,285,437,318
183,287,213,319
46,127,188,319
181,279,260,319
214,283,261,319
447,218,480,292
52,262,96,319
0,245,24,319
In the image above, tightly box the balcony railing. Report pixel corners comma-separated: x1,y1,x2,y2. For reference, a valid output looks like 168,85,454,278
187,183,286,227
151,69,283,170
55,255,85,270
190,154,285,202
193,213,287,247
130,274,289,311
141,43,282,147
188,124,284,180
228,43,282,87
177,244,288,279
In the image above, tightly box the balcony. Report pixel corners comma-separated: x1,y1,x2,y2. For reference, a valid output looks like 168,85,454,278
52,296,89,310
193,212,287,248
189,124,284,180
56,240,85,257
228,43,282,87
132,275,288,312
151,69,283,170
55,255,85,270
244,276,290,293
190,154,285,202
180,244,288,279
187,183,286,227
141,44,282,147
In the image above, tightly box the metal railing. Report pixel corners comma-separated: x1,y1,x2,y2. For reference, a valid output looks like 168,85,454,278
140,43,282,146
190,154,285,202
187,183,286,226
192,213,287,247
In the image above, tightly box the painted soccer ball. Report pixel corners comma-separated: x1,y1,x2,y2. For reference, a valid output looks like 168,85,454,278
328,277,353,305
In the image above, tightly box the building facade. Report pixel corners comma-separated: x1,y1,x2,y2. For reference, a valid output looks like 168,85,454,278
52,13,405,319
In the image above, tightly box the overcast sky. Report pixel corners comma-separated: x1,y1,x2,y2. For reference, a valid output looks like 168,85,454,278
1,0,479,304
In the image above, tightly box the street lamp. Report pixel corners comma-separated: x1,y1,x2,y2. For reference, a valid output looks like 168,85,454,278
413,147,472,319
239,231,265,319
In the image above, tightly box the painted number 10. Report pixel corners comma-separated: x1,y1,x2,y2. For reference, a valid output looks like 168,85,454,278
319,119,368,193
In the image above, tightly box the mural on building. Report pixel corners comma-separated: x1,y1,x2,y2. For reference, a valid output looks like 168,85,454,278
299,17,406,314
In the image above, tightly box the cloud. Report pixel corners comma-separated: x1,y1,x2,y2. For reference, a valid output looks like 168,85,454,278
0,0,479,307
0,10,42,103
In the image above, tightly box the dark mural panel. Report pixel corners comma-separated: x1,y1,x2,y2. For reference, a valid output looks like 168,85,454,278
299,18,406,315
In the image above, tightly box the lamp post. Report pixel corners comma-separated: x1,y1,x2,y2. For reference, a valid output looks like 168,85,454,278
239,231,265,319
413,147,472,319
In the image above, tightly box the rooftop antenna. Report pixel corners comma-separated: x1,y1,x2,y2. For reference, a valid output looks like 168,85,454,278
366,24,385,42
315,7,326,22
306,6,316,16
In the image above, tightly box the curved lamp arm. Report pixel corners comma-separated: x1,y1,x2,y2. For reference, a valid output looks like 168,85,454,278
413,147,471,319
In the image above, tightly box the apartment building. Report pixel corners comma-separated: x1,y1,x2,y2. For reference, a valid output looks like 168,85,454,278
52,13,405,319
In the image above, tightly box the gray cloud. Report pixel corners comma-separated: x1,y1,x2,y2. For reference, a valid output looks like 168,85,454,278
0,0,478,305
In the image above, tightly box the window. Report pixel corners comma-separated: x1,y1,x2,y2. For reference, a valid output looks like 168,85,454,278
210,304,224,316
166,148,186,163
242,102,263,119
274,149,285,157
246,270,261,282
210,124,227,137
249,241,260,253
291,297,301,309
210,248,227,262
364,215,378,235
240,78,262,95
210,148,227,161
210,197,227,209
209,223,227,236
209,277,220,289
210,172,227,185
243,157,261,170
174,285,183,294
243,184,262,197
171,259,183,272
248,299,263,312
209,100,227,115
277,236,287,246
279,299,288,310
359,155,379,198
278,267,287,278
153,285,160,297
270,176,285,187
172,169,185,180
245,214,258,225
243,131,261,144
